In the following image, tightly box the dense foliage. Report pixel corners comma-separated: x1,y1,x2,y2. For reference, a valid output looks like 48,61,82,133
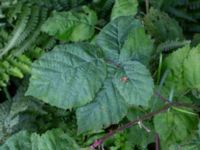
0,0,200,149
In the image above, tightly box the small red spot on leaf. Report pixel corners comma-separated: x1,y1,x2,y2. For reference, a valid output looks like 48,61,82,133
121,76,129,82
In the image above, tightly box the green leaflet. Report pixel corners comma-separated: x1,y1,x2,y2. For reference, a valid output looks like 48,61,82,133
154,109,199,149
41,6,97,41
95,16,142,63
26,43,107,109
113,61,154,106
26,17,154,133
120,27,154,64
111,0,138,20
77,78,128,133
0,128,80,150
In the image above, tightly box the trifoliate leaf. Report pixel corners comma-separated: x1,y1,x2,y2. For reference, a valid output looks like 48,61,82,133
41,6,97,41
26,43,107,109
113,61,154,107
111,0,138,20
154,109,199,148
96,16,141,63
0,128,80,150
120,27,154,64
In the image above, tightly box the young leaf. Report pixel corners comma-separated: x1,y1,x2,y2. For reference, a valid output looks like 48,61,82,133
41,6,97,41
154,109,199,148
163,45,190,94
111,0,138,20
26,43,107,109
183,44,200,90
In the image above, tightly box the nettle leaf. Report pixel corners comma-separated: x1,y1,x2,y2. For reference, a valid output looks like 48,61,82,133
111,0,138,20
164,44,200,94
163,45,190,94
95,16,142,63
183,44,200,90
26,43,107,109
154,109,199,148
113,61,154,106
41,6,97,41
27,17,154,133
0,128,80,150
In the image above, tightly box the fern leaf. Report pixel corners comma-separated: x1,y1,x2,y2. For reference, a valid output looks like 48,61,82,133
13,8,48,56
157,40,191,52
0,7,31,58
14,5,40,47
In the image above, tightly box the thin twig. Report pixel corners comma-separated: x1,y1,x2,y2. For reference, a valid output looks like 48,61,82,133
90,94,199,149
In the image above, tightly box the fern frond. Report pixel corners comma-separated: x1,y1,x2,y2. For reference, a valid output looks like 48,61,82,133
157,40,191,52
0,6,31,58
14,5,40,47
13,8,48,56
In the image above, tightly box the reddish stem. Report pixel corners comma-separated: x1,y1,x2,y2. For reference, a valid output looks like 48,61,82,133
90,94,198,149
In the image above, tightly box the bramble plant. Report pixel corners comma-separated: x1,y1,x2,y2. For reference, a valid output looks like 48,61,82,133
0,0,200,150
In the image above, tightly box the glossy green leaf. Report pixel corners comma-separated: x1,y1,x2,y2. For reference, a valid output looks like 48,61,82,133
26,43,107,109
111,0,138,20
41,6,97,41
0,129,80,150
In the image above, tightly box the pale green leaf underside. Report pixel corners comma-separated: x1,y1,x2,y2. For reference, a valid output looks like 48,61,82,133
26,43,107,109
41,6,97,41
111,0,138,20
95,16,141,63
0,129,80,150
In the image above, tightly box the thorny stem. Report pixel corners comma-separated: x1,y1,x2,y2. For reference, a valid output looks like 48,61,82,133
155,132,160,150
90,94,199,149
